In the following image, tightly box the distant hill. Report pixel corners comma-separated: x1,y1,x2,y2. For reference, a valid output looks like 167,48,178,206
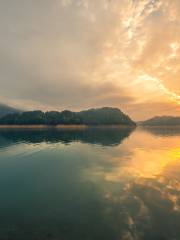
0,103,20,118
139,116,180,126
78,107,135,125
0,107,136,126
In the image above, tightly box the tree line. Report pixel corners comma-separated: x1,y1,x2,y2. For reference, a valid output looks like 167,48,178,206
0,107,136,126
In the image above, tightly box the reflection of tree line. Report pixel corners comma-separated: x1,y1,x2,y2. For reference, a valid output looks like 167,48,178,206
140,126,180,137
0,127,134,147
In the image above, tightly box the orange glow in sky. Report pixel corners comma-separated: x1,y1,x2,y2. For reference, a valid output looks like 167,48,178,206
0,0,179,120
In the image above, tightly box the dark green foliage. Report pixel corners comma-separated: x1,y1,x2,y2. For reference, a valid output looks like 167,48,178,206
45,111,61,125
78,107,135,125
0,107,136,126
140,116,180,126
0,103,20,118
18,111,45,124
60,110,82,124
0,113,21,125
0,111,45,125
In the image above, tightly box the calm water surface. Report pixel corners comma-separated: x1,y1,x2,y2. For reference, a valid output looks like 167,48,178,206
0,127,180,240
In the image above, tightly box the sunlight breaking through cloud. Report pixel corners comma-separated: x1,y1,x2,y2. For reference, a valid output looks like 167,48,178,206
0,0,179,119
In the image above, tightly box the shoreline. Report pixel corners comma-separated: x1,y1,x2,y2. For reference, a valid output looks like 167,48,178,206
0,124,135,129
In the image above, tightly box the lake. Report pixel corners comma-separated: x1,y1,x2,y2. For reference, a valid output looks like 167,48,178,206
0,127,180,240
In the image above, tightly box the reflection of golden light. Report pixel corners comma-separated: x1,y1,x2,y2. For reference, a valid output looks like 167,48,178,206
83,130,180,221
83,131,180,199
130,147,180,178
170,148,180,159
104,147,180,182
98,130,180,182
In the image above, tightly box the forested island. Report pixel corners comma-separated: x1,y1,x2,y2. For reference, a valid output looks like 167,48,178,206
0,107,136,126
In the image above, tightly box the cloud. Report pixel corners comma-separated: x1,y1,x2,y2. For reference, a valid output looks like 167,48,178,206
0,0,179,120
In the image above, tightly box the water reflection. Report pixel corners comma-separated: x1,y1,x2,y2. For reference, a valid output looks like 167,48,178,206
0,127,134,148
0,127,179,240
140,126,180,137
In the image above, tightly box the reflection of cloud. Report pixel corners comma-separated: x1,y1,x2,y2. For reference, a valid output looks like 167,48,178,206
85,130,180,182
82,128,180,239
0,126,180,239
91,174,180,240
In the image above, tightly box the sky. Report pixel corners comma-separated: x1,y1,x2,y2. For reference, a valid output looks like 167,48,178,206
0,0,180,120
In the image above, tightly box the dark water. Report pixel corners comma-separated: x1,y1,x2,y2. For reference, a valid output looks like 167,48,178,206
0,127,180,240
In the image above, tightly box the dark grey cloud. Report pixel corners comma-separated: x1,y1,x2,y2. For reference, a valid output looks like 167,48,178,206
0,0,118,105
